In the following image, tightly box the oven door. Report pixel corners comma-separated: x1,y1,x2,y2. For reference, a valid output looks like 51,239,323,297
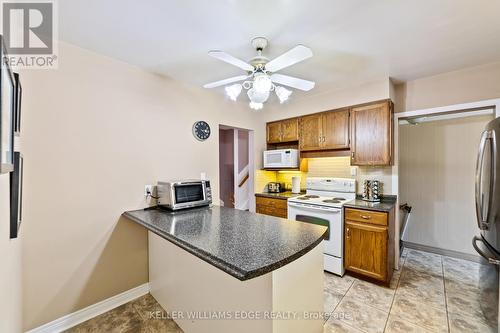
172,182,207,209
287,202,342,257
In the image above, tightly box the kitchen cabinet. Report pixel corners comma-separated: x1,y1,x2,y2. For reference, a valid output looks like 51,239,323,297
350,101,393,166
322,109,349,150
266,118,298,144
256,196,287,218
344,207,394,284
299,114,322,151
299,109,349,151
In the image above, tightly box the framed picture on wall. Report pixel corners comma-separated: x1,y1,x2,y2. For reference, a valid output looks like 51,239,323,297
10,152,23,239
0,35,15,173
14,72,21,135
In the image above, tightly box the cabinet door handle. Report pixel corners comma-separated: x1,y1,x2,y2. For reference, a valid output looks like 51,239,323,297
346,227,350,238
351,151,355,159
360,215,371,220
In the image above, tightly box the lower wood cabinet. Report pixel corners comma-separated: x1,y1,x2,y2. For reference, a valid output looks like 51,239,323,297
255,196,287,218
344,207,394,284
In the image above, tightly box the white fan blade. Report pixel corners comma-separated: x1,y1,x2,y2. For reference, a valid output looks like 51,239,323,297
203,75,249,89
208,50,254,72
270,74,315,91
265,45,313,73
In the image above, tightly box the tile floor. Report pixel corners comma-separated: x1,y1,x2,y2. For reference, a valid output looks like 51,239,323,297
66,248,497,333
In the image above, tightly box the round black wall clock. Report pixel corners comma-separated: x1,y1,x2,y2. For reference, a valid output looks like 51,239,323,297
192,121,211,141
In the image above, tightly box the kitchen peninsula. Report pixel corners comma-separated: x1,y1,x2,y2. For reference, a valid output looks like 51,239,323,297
123,206,327,333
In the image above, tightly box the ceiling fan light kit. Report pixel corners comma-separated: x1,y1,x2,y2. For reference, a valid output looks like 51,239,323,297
203,37,315,110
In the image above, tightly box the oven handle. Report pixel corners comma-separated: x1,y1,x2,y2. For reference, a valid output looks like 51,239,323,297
288,202,341,212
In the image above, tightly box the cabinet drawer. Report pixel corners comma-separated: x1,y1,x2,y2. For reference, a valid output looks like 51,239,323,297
345,208,387,226
255,196,288,210
256,204,287,218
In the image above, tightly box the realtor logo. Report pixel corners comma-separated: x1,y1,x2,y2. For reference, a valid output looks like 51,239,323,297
1,0,58,69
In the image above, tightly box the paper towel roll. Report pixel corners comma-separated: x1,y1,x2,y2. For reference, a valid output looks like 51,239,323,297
292,176,301,194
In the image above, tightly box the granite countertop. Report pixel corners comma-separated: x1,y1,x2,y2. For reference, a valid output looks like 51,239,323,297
343,195,397,212
255,191,305,200
122,206,327,281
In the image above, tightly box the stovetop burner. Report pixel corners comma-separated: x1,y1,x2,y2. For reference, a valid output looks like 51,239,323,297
296,195,320,200
323,199,341,203
333,197,346,201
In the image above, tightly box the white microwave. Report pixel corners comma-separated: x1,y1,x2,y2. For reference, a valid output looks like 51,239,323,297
263,149,299,169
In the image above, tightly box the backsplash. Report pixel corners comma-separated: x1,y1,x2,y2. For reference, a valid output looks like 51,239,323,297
255,156,393,194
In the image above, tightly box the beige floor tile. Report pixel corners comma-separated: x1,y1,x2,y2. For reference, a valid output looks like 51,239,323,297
446,287,498,327
448,312,497,333
399,266,444,289
404,257,443,276
324,289,344,315
389,268,402,290
333,297,389,333
325,271,356,294
396,278,446,308
345,280,395,312
324,318,365,333
390,294,448,333
385,315,434,333
64,302,144,333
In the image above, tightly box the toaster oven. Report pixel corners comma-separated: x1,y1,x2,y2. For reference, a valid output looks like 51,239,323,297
157,180,212,210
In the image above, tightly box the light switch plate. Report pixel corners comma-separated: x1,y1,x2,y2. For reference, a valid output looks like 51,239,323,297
350,167,357,176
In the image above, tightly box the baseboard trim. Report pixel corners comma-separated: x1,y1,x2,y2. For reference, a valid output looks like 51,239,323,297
25,283,150,333
402,241,488,264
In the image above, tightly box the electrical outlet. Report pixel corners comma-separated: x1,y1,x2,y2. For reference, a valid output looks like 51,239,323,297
144,185,153,197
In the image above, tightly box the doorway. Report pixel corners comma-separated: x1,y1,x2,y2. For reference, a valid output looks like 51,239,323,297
218,125,254,211
398,108,495,257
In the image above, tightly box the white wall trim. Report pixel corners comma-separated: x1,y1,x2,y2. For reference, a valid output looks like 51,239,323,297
391,97,500,270
25,283,150,333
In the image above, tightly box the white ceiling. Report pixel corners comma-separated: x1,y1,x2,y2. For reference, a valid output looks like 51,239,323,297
59,0,500,97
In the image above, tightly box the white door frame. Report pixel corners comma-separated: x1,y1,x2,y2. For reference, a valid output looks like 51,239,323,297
391,98,500,269
219,124,255,211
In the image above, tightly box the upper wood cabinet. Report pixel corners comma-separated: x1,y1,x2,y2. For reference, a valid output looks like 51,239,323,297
350,101,393,166
322,109,349,150
299,114,322,151
299,110,349,151
266,118,298,144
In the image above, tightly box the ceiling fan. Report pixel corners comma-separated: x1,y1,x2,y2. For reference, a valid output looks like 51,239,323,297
203,37,315,110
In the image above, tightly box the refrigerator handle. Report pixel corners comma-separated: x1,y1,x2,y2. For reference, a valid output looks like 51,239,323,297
472,236,500,265
475,130,492,230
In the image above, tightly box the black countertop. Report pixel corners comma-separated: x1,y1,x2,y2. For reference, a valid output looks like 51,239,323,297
255,191,305,200
343,195,397,212
122,206,327,281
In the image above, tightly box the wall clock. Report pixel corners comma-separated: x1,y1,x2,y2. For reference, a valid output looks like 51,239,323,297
192,121,211,141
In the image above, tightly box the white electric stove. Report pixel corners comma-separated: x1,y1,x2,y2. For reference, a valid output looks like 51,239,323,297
287,177,356,276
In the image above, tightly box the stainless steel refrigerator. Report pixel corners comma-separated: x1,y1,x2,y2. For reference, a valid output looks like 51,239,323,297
473,116,500,329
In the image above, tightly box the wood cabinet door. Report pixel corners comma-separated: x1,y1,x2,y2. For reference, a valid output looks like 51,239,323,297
322,110,349,149
344,220,388,281
299,114,322,151
350,101,392,165
266,122,282,144
281,118,299,142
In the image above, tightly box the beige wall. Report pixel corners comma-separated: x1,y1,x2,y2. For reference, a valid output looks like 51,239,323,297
0,174,23,333
21,42,259,330
395,61,500,112
399,115,493,255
